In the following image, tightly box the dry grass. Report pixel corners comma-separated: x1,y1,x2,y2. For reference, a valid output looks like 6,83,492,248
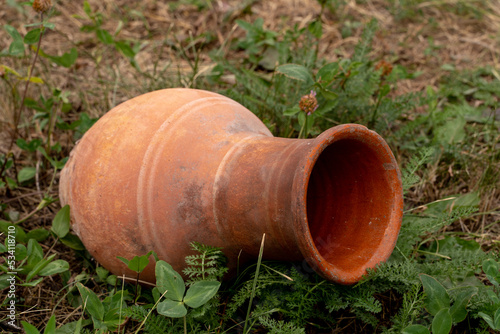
0,0,499,332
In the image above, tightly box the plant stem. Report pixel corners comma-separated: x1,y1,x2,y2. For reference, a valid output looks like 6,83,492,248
12,13,45,146
242,233,265,334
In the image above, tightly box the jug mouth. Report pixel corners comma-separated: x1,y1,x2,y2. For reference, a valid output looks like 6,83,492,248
293,124,403,284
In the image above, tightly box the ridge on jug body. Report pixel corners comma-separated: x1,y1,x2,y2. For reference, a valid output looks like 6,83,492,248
59,88,403,285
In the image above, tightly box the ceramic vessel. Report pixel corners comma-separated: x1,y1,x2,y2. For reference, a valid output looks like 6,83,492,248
59,88,403,284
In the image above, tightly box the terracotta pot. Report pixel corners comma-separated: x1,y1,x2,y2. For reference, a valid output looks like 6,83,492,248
59,88,403,285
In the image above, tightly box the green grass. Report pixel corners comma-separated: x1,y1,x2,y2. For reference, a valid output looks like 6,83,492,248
0,0,499,333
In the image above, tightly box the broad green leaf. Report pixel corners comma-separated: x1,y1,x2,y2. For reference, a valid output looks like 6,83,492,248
51,205,70,238
308,19,322,39
432,308,452,334
96,29,114,44
483,259,500,286
276,64,314,85
76,282,105,321
27,239,44,264
434,115,466,145
283,106,300,116
155,260,185,301
18,167,36,183
47,47,78,68
60,233,85,250
0,275,11,290
26,254,56,282
44,315,56,334
5,25,23,42
6,176,17,190
495,308,500,330
39,259,69,276
420,274,450,315
449,286,477,323
22,321,41,334
5,25,25,56
24,28,41,45
157,299,187,318
126,251,152,273
116,256,129,266
317,62,340,83
0,220,27,243
184,280,221,308
478,312,495,329
16,244,27,261
402,324,430,334
19,277,44,286
114,41,135,58
9,39,25,56
16,138,43,152
53,318,85,334
95,267,109,281
26,228,50,242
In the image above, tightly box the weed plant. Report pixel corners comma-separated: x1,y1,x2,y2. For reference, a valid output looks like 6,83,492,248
0,0,499,333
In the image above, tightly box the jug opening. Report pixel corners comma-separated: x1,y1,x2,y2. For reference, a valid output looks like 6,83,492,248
306,137,398,275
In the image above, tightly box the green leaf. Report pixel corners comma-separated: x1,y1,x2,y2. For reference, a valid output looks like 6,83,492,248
26,254,56,282
0,220,27,243
434,115,466,145
184,280,221,308
449,287,477,323
26,228,50,242
96,29,114,44
27,239,44,264
16,138,43,152
276,64,314,85
157,299,187,318
155,260,185,301
0,275,12,290
495,308,500,329
60,233,85,250
19,277,44,287
83,1,92,17
16,244,28,261
44,315,56,334
478,312,496,329
308,19,322,39
51,205,70,238
116,256,129,266
18,167,36,183
114,41,136,58
283,106,300,116
5,25,25,56
483,259,500,286
24,28,41,45
76,282,105,321
22,321,41,334
432,308,452,334
402,324,430,334
317,62,339,83
39,259,69,276
43,47,78,68
420,274,450,315
126,251,152,273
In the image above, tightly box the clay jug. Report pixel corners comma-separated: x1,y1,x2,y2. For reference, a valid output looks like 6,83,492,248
59,88,403,285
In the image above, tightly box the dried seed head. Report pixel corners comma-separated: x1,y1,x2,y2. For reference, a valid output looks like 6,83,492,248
0,67,5,78
375,60,393,77
299,90,318,116
33,0,52,13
